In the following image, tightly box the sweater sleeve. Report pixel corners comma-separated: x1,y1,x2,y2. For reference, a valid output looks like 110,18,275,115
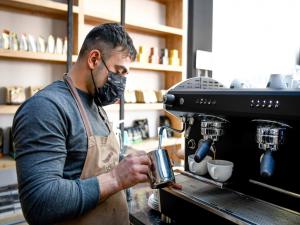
12,96,100,225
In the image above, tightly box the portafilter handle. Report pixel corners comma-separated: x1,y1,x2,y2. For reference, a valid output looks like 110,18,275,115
260,150,275,177
194,139,213,163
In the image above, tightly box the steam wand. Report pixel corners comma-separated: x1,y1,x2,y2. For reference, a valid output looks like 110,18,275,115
158,120,187,149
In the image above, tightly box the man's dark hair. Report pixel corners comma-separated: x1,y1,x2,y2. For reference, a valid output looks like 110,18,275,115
78,23,136,61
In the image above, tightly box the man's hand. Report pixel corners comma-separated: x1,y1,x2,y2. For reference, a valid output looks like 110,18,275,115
97,151,151,202
112,151,151,189
169,182,182,190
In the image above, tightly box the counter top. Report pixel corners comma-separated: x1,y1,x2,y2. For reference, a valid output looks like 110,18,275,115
128,183,177,225
0,183,175,225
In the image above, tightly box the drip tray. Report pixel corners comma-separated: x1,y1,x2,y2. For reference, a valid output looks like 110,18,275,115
169,174,300,225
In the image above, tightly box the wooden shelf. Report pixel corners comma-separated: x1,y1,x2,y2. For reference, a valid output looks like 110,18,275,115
0,52,180,72
84,10,183,36
0,103,164,115
151,0,174,4
131,62,182,72
0,49,70,63
127,137,183,152
0,0,79,16
0,105,19,115
0,156,16,170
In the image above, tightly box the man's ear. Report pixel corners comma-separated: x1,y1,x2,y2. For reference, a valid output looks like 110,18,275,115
88,49,101,69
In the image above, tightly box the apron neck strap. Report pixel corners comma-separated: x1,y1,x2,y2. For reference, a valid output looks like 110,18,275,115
64,74,94,137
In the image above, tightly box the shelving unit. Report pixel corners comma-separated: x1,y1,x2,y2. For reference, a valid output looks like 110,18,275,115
0,0,187,161
130,62,182,72
0,0,79,12
0,0,79,18
0,50,182,72
0,49,70,63
84,10,183,36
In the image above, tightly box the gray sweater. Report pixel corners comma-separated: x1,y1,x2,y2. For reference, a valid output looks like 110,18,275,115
12,80,109,225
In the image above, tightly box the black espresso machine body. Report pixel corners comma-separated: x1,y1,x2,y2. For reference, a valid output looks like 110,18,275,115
159,77,300,225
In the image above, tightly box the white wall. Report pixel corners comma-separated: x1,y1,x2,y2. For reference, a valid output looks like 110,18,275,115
212,0,300,87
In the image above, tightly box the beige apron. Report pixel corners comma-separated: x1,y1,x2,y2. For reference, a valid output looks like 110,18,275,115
61,75,129,225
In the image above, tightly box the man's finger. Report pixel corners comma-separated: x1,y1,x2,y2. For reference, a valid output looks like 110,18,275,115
169,182,182,190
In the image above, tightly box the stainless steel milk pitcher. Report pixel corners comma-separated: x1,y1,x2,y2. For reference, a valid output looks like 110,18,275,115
148,148,175,189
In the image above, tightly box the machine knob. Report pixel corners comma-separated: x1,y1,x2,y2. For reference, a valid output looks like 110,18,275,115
163,94,176,105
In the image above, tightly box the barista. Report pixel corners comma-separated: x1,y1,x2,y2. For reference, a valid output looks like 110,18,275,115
13,23,154,225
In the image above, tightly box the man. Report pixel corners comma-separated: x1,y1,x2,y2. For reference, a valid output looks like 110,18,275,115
12,23,152,225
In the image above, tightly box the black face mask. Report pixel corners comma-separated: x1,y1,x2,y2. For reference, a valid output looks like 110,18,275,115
92,59,127,106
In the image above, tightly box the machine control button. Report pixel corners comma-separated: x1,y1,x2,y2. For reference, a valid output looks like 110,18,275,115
212,100,216,105
207,100,211,105
268,100,273,108
179,97,185,105
256,100,260,108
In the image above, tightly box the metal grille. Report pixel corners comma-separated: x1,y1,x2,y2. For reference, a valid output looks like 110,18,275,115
174,174,300,225
200,77,224,89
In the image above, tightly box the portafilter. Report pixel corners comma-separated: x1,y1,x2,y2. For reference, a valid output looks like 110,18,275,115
194,115,229,163
253,119,291,177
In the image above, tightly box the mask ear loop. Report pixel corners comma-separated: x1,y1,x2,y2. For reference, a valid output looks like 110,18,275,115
91,69,103,106
90,69,111,133
101,57,111,73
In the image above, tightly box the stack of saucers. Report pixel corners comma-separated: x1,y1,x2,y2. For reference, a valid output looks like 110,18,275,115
147,192,159,211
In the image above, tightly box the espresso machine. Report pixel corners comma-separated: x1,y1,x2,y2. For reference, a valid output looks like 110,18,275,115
159,77,300,225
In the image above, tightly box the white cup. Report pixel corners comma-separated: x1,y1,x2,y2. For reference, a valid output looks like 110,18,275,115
284,75,293,88
188,154,212,175
267,74,287,89
207,160,233,182
230,79,244,89
292,80,300,89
